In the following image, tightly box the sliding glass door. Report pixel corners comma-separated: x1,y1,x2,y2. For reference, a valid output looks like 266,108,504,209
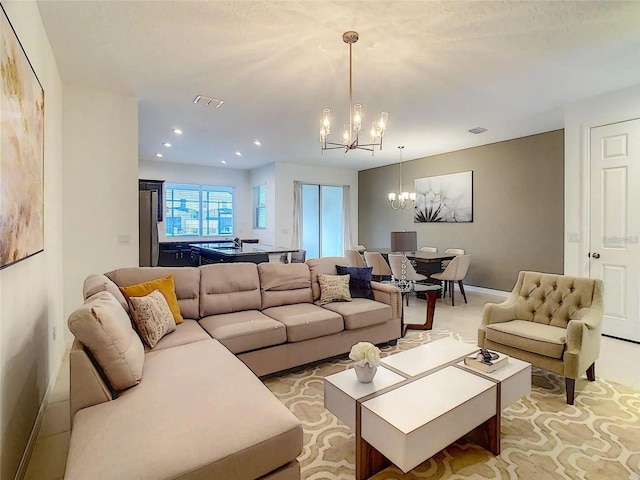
301,184,343,259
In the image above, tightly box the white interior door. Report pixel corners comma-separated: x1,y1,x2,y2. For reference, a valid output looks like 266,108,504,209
590,119,640,342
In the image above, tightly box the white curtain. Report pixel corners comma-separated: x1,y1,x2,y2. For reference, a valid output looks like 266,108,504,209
342,185,352,255
291,181,302,249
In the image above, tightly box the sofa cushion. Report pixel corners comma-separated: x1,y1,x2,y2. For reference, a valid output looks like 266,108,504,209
128,289,177,348
322,298,391,330
199,262,262,317
336,265,375,300
306,257,349,302
258,263,313,308
486,319,566,359
318,273,352,305
147,319,211,352
107,267,200,320
65,340,302,480
67,291,144,391
200,311,286,354
83,274,129,311
262,303,344,342
119,275,184,324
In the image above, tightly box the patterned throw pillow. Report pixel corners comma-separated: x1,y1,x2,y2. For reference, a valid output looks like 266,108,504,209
335,265,374,300
119,275,184,324
318,274,352,305
128,289,176,348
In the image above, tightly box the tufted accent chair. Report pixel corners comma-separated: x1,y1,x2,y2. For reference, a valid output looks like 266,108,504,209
478,271,603,405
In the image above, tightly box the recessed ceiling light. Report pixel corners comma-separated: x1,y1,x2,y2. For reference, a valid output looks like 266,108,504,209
155,153,163,158
172,128,183,135
468,127,487,134
163,142,172,148
253,140,262,146
221,160,227,164
234,151,242,157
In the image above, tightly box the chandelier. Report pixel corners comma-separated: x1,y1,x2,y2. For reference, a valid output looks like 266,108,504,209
388,146,416,209
320,31,388,155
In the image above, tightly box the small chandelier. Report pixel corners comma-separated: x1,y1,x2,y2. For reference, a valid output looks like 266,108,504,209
388,146,416,209
320,31,388,155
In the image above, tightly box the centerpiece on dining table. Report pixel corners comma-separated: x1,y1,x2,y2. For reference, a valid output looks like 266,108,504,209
349,341,381,383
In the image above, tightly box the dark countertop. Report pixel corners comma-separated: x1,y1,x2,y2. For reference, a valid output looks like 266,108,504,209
191,243,298,256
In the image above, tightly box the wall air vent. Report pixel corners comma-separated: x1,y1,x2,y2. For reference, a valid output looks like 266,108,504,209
193,95,224,108
468,127,487,134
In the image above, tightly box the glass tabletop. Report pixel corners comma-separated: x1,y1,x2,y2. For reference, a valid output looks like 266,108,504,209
383,281,441,293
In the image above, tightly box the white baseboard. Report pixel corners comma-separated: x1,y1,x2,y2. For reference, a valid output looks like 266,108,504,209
464,284,510,298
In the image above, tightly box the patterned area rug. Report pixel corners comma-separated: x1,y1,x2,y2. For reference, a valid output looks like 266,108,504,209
263,329,640,480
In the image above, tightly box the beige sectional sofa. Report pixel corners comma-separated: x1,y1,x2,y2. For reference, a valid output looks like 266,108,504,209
65,257,402,480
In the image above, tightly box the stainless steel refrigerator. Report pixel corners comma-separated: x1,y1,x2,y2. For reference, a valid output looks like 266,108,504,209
139,190,159,267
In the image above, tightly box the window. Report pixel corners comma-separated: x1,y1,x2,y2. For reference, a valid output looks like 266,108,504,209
253,184,267,229
165,183,233,237
301,184,343,259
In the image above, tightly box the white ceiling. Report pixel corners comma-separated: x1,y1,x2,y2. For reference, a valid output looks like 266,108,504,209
37,1,640,171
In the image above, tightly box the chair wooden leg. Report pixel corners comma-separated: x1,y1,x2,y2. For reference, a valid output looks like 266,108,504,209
458,281,467,303
565,378,575,405
587,363,595,381
450,281,455,306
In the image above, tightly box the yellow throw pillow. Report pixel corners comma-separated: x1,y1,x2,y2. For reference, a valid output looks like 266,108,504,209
119,275,184,324
318,273,352,305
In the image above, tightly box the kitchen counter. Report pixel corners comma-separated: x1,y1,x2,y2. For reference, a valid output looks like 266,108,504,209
190,243,299,265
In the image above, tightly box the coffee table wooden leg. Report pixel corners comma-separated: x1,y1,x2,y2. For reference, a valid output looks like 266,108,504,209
474,413,501,455
356,403,390,480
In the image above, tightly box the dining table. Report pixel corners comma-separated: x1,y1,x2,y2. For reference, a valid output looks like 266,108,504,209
365,249,456,279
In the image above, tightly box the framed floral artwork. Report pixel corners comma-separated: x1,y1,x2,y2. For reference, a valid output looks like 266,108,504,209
414,171,473,223
0,5,45,269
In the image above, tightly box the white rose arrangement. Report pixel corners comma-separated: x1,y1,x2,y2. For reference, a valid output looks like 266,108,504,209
349,341,381,367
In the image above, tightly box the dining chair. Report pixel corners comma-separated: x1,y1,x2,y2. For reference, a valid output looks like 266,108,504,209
353,244,366,253
419,246,438,252
290,249,306,263
431,254,471,306
363,251,392,281
441,248,465,268
345,249,367,267
388,254,428,305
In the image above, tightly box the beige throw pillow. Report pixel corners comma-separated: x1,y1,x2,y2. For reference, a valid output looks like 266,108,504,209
128,289,176,348
68,291,144,391
318,274,352,305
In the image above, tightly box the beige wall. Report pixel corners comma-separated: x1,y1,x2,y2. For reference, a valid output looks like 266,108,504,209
358,131,564,291
0,3,65,479
62,86,139,324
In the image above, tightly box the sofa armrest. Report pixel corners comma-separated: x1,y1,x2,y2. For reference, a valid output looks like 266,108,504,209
70,339,115,419
564,312,603,379
371,281,402,322
481,301,517,327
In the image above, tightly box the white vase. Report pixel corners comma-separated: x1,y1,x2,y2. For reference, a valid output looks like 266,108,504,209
354,364,377,383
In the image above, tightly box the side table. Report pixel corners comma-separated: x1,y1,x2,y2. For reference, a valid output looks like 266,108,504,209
384,281,441,335
408,284,441,331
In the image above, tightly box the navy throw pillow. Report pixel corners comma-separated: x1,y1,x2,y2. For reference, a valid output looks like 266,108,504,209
336,265,374,300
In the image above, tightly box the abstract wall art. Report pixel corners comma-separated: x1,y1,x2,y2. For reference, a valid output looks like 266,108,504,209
414,171,473,223
0,5,45,269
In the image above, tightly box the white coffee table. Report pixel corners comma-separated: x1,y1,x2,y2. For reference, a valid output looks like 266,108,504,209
324,338,531,480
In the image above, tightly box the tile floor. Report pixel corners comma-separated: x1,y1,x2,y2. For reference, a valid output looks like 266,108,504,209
23,289,640,479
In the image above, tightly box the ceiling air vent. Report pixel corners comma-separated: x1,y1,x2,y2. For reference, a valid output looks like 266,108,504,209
468,127,487,134
193,95,224,108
